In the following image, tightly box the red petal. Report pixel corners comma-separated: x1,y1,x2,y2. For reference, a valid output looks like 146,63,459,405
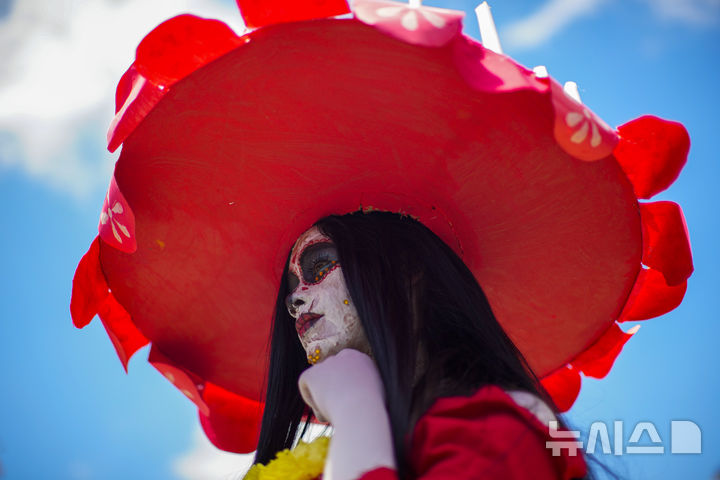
540,364,581,412
98,175,137,253
108,16,243,152
97,293,150,371
355,1,464,47
135,15,243,86
107,66,166,152
619,268,687,321
615,116,690,199
70,237,109,328
114,64,138,116
572,323,638,379
235,0,350,29
149,346,209,415
640,201,694,286
199,382,263,453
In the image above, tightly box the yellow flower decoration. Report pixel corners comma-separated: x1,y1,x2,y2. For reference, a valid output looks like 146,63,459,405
243,436,330,480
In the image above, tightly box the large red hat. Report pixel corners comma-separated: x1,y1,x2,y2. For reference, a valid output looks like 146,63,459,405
71,0,693,453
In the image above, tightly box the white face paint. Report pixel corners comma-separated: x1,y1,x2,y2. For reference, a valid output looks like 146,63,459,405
286,226,371,364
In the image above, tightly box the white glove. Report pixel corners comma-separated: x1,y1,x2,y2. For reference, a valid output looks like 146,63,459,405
298,349,397,480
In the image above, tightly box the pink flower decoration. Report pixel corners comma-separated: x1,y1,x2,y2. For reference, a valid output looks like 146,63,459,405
451,35,549,94
354,0,464,47
550,80,617,162
98,175,137,253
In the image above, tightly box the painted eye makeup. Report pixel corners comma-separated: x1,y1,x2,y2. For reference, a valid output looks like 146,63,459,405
299,242,339,284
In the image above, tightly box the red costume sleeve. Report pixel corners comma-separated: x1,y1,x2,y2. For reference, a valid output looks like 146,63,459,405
357,386,587,480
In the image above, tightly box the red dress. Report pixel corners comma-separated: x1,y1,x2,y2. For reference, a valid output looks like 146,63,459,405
358,385,587,480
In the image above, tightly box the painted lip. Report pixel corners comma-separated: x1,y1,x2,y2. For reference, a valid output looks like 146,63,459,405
296,312,323,337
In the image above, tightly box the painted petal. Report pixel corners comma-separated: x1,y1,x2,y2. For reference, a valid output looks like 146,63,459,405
590,121,601,147
235,0,349,29
451,35,548,93
540,364,581,412
115,221,131,238
98,175,137,253
401,10,419,31
108,15,244,152
149,346,210,415
640,201,693,286
376,6,404,18
619,267,687,321
97,293,150,371
565,111,583,128
614,116,690,199
135,15,243,86
421,9,447,28
110,220,122,244
551,80,617,161
199,382,264,453
354,0,464,47
570,120,589,144
572,322,638,379
70,237,110,328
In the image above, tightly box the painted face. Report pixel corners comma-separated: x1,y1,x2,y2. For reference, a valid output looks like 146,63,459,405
286,226,371,364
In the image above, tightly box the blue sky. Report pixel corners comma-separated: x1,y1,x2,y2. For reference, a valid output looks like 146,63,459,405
1,0,718,478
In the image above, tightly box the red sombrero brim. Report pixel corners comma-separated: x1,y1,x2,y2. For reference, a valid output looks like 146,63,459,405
71,2,693,453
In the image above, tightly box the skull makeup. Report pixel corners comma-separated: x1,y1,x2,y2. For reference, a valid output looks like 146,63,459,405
286,226,371,364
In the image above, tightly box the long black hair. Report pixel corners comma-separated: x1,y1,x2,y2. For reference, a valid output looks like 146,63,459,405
254,211,588,478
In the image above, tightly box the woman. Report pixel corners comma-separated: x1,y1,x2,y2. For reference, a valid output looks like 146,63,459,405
70,1,692,479
255,212,587,479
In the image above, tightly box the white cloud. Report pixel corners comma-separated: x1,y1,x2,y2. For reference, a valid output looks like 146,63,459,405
0,0,244,198
643,0,720,24
172,428,254,480
501,0,606,50
501,0,719,51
